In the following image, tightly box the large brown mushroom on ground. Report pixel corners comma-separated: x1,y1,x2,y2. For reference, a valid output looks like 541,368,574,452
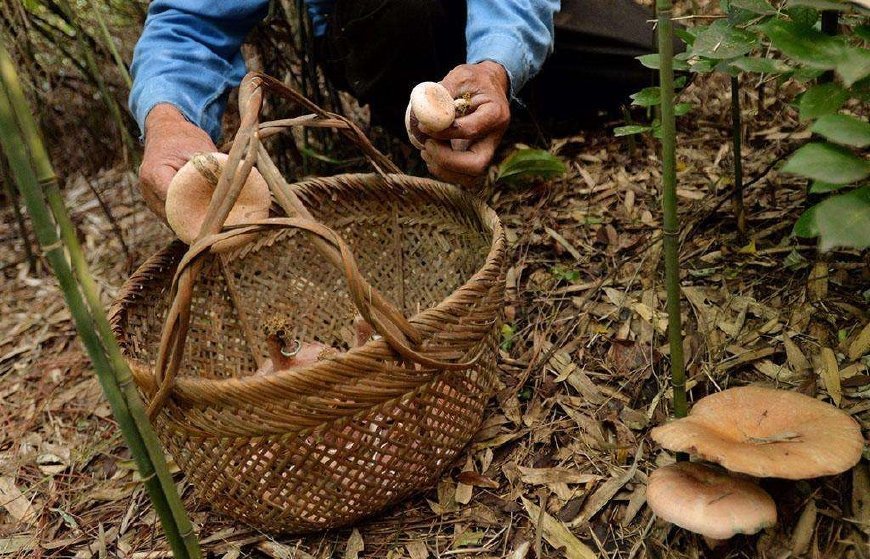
165,152,271,252
650,385,865,480
647,461,777,541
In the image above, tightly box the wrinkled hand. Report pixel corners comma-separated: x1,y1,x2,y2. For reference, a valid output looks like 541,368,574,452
419,61,510,188
139,104,216,220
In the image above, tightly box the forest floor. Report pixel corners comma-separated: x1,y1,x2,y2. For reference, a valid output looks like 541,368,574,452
1,51,869,559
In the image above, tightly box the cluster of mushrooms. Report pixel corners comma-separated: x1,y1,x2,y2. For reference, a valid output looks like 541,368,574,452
647,385,866,546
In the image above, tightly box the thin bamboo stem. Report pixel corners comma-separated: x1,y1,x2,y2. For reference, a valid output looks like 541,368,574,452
0,44,201,559
0,156,38,272
88,0,133,90
731,75,746,237
56,0,139,165
655,0,688,421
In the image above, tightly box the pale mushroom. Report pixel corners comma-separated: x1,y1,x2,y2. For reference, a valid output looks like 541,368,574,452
165,152,271,252
650,386,865,480
409,81,456,133
647,461,777,541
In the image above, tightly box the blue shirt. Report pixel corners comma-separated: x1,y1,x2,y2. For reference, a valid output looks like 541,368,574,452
129,0,560,142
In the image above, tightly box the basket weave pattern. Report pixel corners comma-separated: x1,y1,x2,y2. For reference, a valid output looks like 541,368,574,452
111,173,506,533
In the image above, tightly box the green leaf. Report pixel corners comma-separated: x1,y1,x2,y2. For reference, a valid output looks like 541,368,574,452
614,125,652,137
784,6,820,28
786,0,848,10
793,204,821,238
811,114,870,147
690,58,717,73
637,54,690,70
729,56,793,73
814,186,870,251
797,82,849,119
781,142,870,183
791,67,826,82
836,46,870,86
809,180,850,193
675,27,699,47
674,102,694,116
856,25,870,42
692,20,760,59
761,18,847,68
630,87,661,107
496,149,567,184
731,0,777,14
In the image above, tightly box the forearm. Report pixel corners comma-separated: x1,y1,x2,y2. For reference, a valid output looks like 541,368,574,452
128,0,268,141
465,0,560,95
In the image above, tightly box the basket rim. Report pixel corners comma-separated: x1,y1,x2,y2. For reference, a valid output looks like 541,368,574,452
110,173,506,409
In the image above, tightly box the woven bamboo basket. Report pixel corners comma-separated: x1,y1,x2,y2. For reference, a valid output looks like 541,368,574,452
109,74,506,534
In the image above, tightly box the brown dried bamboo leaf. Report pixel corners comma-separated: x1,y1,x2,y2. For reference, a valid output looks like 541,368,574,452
517,467,602,486
819,348,842,406
852,463,870,535
567,443,642,528
406,539,429,559
783,332,812,372
520,497,597,559
0,477,36,526
790,499,817,556
849,321,870,362
343,528,364,559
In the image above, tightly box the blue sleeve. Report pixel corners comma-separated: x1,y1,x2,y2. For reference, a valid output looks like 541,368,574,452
128,0,269,142
465,0,560,96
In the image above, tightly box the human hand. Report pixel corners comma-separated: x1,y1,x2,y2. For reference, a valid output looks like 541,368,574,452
419,61,510,188
139,104,216,220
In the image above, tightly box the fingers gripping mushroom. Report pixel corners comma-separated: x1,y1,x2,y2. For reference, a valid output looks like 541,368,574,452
165,152,271,252
647,462,777,541
650,386,865,480
405,81,471,150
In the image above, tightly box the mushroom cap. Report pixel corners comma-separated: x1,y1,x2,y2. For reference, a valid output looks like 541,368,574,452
647,461,777,540
409,81,456,133
404,104,426,150
165,152,270,252
651,386,865,479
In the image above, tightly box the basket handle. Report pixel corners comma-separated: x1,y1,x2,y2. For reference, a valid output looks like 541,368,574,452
146,73,466,418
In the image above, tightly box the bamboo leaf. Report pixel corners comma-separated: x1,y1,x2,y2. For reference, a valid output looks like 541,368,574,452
835,46,870,87
692,20,759,59
729,56,793,73
614,124,652,136
797,83,849,119
781,142,870,183
810,180,850,193
810,114,870,147
731,0,777,14
761,18,847,68
815,186,870,251
496,149,566,184
630,86,661,107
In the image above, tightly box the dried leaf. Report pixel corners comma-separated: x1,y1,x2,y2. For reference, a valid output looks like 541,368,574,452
849,321,870,361
518,467,602,486
406,539,429,559
457,470,500,489
343,529,364,559
791,499,817,556
568,444,642,527
783,332,812,372
819,348,842,406
0,477,36,526
520,497,597,559
455,456,474,505
852,464,870,535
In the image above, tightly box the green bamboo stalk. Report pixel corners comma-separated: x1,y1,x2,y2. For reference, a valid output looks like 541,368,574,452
87,0,132,90
731,75,746,237
0,44,201,559
56,0,139,165
656,0,687,420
